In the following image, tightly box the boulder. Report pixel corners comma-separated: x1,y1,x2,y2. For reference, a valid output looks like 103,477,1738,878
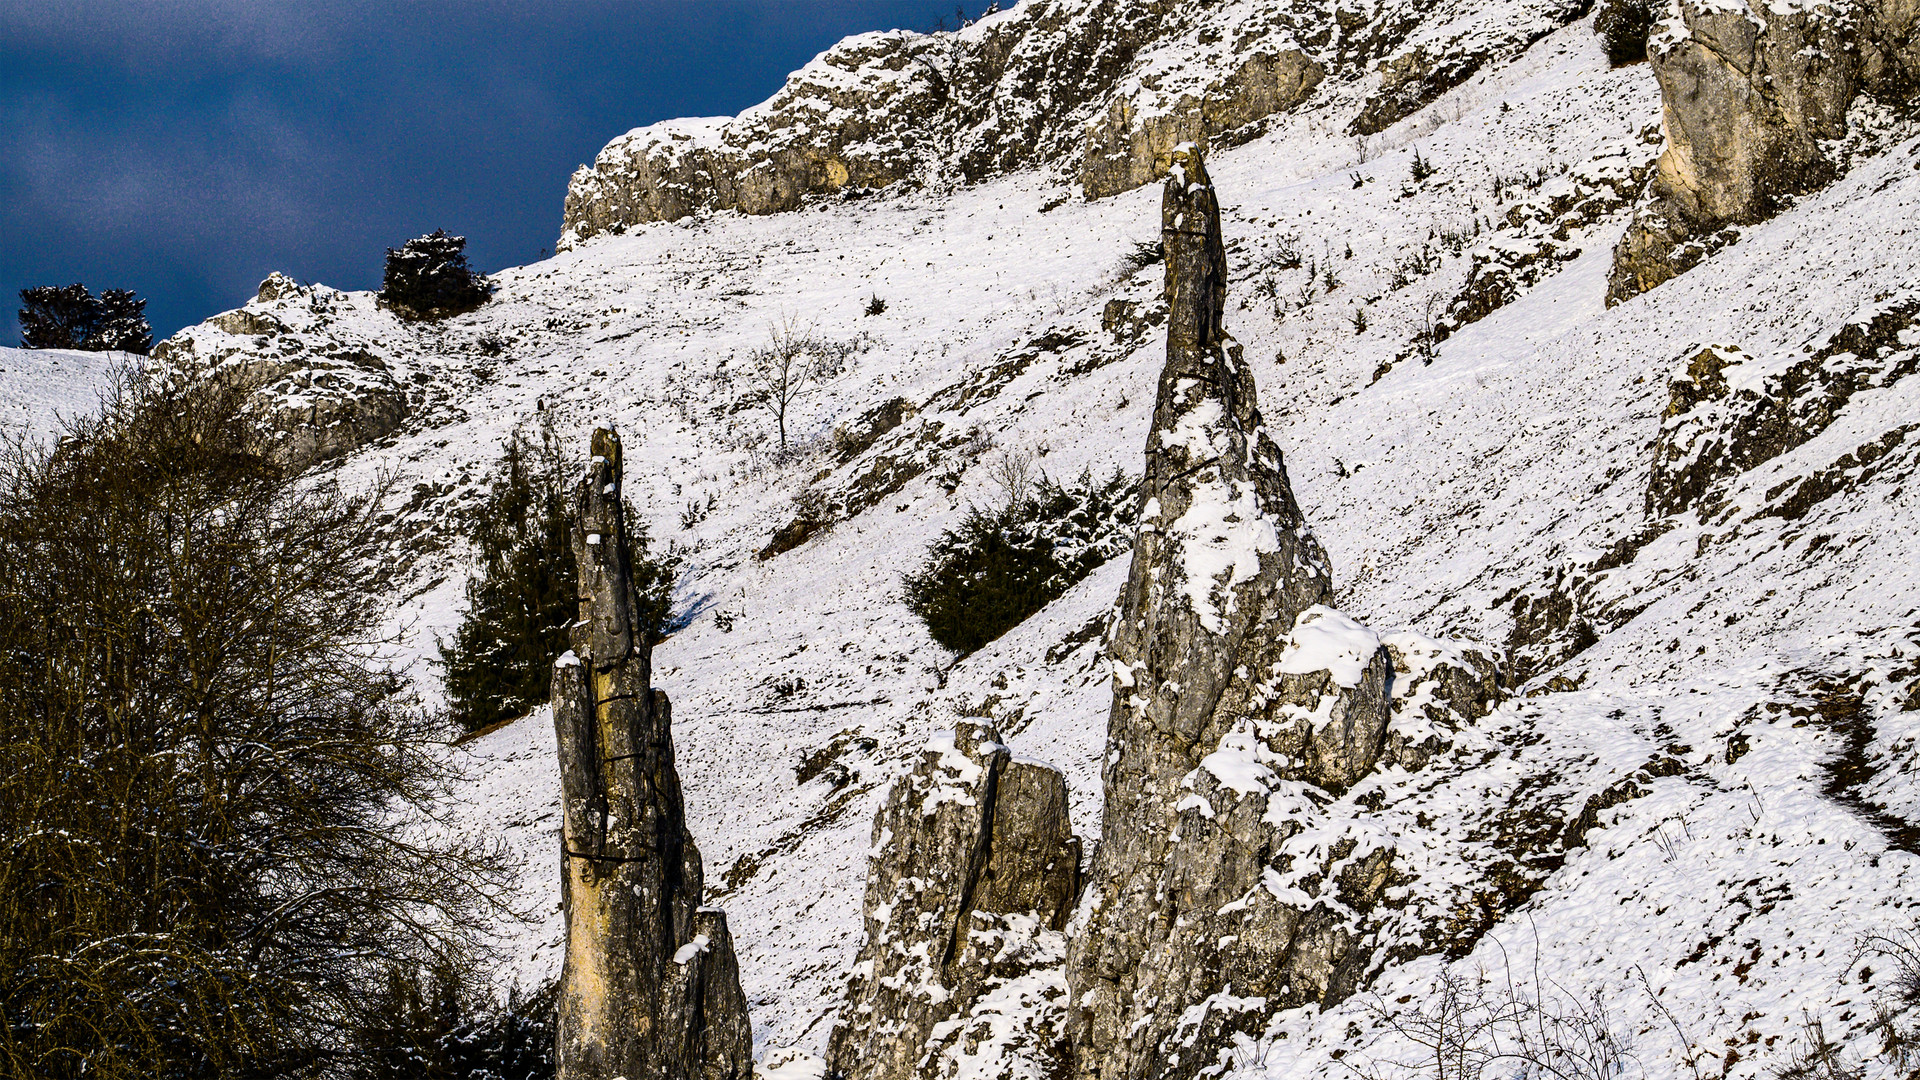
1609,0,1918,303
1063,145,1397,1080
553,428,752,1080
825,720,1080,1080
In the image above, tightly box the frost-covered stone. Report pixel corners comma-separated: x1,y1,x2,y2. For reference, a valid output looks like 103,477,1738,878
554,428,752,1080
1609,0,1918,303
826,720,1079,1080
1064,145,1397,1080
1378,631,1505,772
149,276,410,471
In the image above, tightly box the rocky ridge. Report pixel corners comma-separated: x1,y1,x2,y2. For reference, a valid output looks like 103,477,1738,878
150,272,416,471
79,7,1920,1079
558,0,1593,244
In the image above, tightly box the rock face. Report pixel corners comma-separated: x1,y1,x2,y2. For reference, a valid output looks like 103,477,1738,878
557,0,1592,243
149,273,411,472
1064,145,1397,1080
1078,49,1324,200
826,720,1080,1080
553,428,752,1080
1609,0,1918,303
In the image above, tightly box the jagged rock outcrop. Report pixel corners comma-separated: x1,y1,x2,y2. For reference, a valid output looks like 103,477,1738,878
826,720,1080,1080
553,428,752,1080
1647,293,1920,516
1078,47,1324,199
149,273,410,471
1609,0,1919,303
558,0,1591,243
1063,145,1398,1080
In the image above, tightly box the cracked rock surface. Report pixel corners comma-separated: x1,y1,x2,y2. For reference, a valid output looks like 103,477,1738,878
553,427,752,1080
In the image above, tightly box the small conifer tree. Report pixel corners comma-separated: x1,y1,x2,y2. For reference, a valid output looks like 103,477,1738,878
17,284,152,352
1596,0,1658,66
439,421,680,732
904,468,1136,656
379,229,491,319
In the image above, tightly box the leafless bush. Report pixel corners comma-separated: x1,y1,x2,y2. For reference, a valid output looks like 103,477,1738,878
1775,1013,1864,1080
1351,950,1628,1080
740,318,865,449
986,444,1038,511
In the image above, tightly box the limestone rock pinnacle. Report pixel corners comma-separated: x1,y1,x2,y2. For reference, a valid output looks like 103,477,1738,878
553,427,752,1080
1064,145,1397,1080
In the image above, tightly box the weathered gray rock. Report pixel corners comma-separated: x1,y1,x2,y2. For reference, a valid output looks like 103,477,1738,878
149,274,410,472
554,428,752,1080
826,720,1079,1080
1064,145,1396,1080
1078,48,1324,200
1647,295,1920,516
1609,0,1917,303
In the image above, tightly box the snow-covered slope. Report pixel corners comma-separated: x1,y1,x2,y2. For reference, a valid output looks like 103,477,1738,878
0,346,127,444
76,11,1920,1080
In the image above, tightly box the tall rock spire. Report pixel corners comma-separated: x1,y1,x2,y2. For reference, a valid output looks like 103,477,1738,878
553,428,752,1080
1064,145,1396,1080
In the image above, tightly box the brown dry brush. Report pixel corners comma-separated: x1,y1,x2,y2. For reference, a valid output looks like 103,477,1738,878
0,373,512,1078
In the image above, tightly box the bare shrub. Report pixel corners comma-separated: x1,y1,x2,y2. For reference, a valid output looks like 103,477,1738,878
1352,952,1627,1080
740,318,863,450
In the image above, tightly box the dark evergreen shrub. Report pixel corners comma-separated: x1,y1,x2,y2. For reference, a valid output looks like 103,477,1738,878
439,422,681,732
380,229,491,320
904,468,1136,656
1596,0,1658,66
17,283,152,352
351,962,556,1080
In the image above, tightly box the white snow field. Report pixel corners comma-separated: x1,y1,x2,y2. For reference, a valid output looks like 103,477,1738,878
0,346,128,443
10,11,1920,1080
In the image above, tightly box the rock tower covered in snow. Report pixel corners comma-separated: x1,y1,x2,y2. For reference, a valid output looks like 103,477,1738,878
825,719,1081,1080
1064,145,1399,1080
552,428,752,1080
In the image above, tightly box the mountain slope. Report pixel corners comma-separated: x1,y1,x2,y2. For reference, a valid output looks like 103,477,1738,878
29,7,1918,1079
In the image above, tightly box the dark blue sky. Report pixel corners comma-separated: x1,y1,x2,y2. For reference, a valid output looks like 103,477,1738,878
1,1,984,343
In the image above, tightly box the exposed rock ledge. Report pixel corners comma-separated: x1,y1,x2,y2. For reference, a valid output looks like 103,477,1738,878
558,0,1593,244
1609,0,1919,303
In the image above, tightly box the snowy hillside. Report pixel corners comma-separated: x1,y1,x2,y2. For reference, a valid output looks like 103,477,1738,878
0,346,127,444
28,7,1919,1079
